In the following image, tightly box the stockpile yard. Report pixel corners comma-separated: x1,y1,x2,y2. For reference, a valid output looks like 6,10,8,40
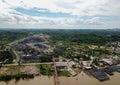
88,66,120,81
11,34,53,63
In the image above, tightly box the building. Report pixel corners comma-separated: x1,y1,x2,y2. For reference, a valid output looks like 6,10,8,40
102,59,113,65
83,66,92,70
56,62,68,70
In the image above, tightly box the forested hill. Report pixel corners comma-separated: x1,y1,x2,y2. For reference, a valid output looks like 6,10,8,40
0,30,28,45
0,29,120,45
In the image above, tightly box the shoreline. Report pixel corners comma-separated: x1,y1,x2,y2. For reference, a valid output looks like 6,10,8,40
0,72,120,85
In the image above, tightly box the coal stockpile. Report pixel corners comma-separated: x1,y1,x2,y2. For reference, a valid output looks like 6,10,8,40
89,69,109,81
104,69,114,75
89,66,120,81
22,37,45,43
117,69,120,72
108,66,120,72
34,44,47,49
104,66,120,75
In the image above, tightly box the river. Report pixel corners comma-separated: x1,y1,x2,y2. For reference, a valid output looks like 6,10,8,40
0,72,120,85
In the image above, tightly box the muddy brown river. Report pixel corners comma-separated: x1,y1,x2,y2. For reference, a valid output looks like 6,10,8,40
0,72,120,85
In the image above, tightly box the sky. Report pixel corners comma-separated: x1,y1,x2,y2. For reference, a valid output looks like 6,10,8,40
0,0,120,29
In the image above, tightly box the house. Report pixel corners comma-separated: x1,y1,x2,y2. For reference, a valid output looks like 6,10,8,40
56,62,68,70
83,66,92,70
102,59,113,65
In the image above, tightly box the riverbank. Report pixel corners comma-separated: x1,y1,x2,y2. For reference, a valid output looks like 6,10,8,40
0,76,54,85
0,71,120,85
0,65,40,75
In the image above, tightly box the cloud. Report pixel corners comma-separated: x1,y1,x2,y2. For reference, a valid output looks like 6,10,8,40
0,14,104,28
1,0,120,16
0,0,120,29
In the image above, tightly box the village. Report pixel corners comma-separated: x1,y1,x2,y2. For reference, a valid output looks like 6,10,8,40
0,34,120,82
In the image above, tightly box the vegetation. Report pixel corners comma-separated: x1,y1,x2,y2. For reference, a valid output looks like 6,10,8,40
40,64,53,75
35,29,120,45
92,57,99,65
39,56,52,62
58,70,71,77
0,30,28,45
0,29,120,46
0,50,13,63
0,74,34,81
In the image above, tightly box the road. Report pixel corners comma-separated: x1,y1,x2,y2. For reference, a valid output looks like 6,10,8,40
11,49,20,64
3,62,53,66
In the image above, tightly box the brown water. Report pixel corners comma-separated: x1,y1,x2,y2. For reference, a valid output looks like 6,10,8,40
0,72,120,85
59,71,120,85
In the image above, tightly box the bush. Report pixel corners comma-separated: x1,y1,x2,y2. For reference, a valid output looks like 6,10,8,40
40,64,53,75
0,74,34,81
58,70,71,77
0,51,13,63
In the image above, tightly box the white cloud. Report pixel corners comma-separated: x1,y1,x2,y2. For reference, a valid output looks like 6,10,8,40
0,14,105,28
1,0,120,16
0,0,120,28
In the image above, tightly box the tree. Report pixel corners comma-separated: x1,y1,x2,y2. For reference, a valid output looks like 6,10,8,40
92,57,99,65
